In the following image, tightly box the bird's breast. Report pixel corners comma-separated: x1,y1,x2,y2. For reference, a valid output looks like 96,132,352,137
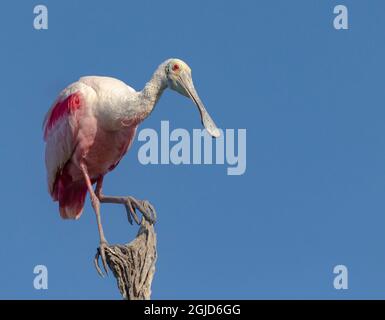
73,121,138,180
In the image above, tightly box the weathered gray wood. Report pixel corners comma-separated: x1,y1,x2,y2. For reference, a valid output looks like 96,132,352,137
104,218,157,300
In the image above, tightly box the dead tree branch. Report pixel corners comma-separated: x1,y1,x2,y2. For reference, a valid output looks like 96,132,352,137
103,217,157,300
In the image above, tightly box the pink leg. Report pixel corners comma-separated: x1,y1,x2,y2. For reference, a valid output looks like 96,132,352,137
80,163,109,277
95,176,156,225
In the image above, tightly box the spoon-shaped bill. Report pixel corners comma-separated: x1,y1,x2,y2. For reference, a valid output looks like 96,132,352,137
178,72,220,138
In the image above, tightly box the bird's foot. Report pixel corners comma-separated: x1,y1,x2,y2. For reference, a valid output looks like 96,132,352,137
124,196,157,225
94,240,109,277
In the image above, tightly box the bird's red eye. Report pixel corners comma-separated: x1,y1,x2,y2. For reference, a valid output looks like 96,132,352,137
172,64,179,71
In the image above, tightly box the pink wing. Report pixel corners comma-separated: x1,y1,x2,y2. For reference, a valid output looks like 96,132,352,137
43,85,84,198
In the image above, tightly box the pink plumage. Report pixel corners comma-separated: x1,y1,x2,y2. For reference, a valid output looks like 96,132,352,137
43,77,140,219
43,92,82,139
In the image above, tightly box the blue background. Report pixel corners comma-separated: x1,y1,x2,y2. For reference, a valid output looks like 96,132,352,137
0,0,385,299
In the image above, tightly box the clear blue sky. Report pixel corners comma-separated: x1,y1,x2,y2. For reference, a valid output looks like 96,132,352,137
0,0,385,299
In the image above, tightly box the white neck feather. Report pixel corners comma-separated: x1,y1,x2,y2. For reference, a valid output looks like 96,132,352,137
137,60,170,119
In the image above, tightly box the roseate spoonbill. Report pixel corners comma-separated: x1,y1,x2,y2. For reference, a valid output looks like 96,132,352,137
43,58,220,276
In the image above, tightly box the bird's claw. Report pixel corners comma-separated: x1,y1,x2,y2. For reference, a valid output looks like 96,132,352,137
124,197,157,225
94,241,109,277
124,201,140,225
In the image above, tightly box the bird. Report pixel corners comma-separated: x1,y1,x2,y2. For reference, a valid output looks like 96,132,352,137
43,58,220,276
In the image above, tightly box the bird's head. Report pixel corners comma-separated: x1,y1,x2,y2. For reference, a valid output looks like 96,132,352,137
165,58,220,138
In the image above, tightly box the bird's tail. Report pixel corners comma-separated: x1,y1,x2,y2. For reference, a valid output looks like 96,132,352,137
56,180,88,220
